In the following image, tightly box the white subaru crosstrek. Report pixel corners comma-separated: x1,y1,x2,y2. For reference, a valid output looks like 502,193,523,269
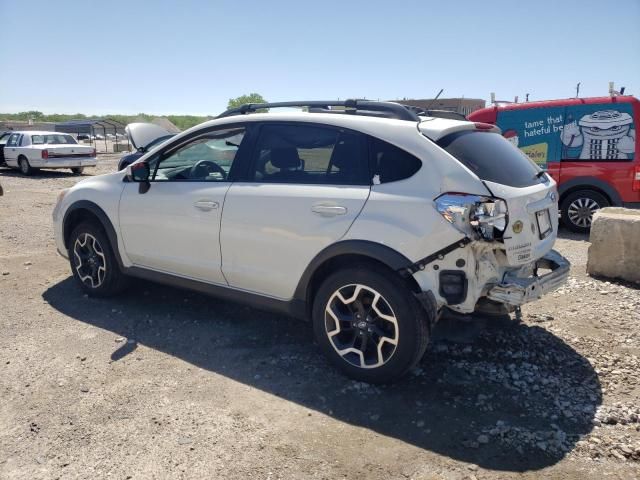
52,100,570,383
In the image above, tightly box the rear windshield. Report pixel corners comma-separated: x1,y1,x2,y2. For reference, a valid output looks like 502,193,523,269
31,134,77,145
436,131,544,188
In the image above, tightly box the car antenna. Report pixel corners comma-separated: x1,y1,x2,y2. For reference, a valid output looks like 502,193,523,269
424,89,444,112
575,82,581,98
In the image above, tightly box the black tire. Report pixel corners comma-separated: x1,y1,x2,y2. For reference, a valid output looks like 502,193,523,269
312,264,432,384
560,189,609,233
68,222,127,297
18,156,33,176
71,167,84,175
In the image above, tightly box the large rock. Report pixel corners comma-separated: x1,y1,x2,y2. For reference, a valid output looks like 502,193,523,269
587,207,640,283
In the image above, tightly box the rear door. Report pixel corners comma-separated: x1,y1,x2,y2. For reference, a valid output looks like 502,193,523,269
220,122,370,299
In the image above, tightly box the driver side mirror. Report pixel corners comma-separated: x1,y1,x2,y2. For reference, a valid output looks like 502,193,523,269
129,162,151,194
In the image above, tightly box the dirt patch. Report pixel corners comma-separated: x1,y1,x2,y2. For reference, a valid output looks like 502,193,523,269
0,158,639,479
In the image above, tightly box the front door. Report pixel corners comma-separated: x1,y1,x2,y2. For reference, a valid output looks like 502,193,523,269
221,122,371,299
118,126,247,284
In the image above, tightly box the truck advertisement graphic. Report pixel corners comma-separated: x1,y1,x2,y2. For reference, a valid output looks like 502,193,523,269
496,103,636,167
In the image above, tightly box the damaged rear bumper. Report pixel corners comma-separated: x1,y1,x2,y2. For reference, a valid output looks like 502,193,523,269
486,250,570,306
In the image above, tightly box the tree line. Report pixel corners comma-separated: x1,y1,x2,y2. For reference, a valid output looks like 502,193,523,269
0,93,268,131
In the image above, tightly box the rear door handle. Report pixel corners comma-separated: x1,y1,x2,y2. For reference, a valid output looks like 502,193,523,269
193,200,219,211
311,204,347,216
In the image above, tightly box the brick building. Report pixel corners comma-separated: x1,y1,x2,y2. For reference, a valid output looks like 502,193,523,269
393,98,485,117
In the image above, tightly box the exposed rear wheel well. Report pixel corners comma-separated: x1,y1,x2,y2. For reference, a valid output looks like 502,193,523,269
304,253,421,317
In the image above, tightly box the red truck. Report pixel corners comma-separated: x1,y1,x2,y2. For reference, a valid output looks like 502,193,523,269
468,96,639,232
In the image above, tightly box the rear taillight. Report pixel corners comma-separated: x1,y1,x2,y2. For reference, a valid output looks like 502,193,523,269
633,166,640,192
41,149,49,159
435,193,508,241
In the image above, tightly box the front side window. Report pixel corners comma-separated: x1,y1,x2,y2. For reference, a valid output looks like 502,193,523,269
151,127,245,181
0,133,10,145
250,123,368,185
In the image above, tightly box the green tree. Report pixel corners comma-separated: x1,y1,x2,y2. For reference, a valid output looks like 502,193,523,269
227,93,267,110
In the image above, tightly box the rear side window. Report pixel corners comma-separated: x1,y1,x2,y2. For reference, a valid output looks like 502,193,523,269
437,131,543,188
369,138,421,183
250,124,369,185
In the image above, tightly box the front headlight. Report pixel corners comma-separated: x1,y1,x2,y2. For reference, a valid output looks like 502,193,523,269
55,188,69,208
434,193,508,241
53,189,69,221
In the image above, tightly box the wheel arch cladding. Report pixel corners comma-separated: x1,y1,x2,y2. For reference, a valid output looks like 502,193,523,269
294,240,421,313
63,201,124,269
558,177,621,206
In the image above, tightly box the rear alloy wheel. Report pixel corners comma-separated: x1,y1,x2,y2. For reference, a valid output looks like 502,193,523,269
71,167,84,175
69,222,127,297
561,190,609,233
325,284,399,369
19,157,33,176
313,266,431,384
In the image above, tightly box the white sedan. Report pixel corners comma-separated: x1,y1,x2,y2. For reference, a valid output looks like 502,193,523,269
3,131,97,175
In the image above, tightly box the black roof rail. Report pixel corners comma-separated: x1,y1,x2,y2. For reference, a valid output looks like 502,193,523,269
402,105,468,121
217,99,420,121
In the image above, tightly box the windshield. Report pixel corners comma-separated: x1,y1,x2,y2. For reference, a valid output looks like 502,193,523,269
436,131,544,188
31,134,78,145
146,134,175,150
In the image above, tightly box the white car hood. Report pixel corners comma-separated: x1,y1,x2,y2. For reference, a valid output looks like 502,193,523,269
125,123,171,151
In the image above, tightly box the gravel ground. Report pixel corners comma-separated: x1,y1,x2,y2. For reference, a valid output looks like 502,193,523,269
1,156,639,479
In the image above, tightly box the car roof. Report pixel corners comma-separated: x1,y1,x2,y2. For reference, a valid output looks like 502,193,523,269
190,111,483,143
9,130,72,135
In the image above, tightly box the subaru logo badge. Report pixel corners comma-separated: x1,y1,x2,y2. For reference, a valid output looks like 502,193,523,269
512,221,524,234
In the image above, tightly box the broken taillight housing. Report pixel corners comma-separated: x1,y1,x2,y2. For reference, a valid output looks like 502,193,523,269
434,193,508,240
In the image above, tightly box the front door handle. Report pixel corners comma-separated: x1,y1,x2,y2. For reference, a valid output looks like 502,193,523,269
193,200,219,211
311,204,347,217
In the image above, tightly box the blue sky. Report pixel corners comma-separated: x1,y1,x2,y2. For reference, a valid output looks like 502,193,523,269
1,0,638,116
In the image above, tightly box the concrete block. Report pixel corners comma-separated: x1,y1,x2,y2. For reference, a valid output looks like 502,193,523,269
587,207,640,283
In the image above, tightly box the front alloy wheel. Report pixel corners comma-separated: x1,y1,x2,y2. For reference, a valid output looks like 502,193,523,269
73,232,107,289
325,284,399,369
68,222,127,297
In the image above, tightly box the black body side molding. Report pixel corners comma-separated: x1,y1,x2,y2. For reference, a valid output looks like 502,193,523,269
293,240,414,303
63,200,126,270
402,237,471,276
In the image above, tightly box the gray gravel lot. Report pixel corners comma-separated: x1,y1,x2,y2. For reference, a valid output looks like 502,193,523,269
1,156,639,479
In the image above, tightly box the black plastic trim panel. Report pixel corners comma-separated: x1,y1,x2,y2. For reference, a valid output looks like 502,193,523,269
403,237,472,275
126,266,306,319
63,200,125,270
